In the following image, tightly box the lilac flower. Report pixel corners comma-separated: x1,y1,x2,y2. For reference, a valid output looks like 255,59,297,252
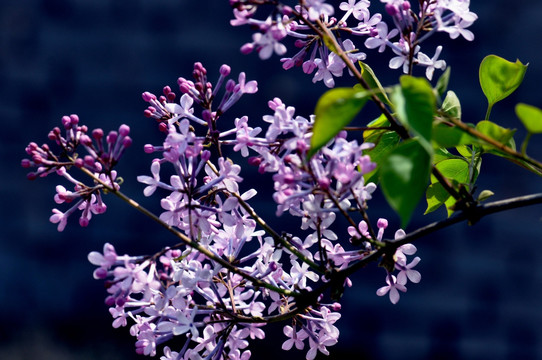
87,242,117,279
389,36,419,73
305,0,335,21
163,93,201,126
396,256,421,285
339,0,371,22
376,274,407,304
228,349,252,360
364,22,399,53
290,260,319,288
312,52,345,88
282,325,308,350
157,307,200,339
252,31,287,60
137,160,162,197
49,208,70,232
135,326,157,356
193,325,219,354
347,220,370,240
306,333,338,360
417,46,446,80
160,346,180,360
438,14,476,41
232,116,264,157
238,324,265,341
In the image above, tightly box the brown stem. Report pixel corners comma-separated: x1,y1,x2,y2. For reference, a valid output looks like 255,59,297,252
78,166,302,298
341,192,542,278
448,117,542,174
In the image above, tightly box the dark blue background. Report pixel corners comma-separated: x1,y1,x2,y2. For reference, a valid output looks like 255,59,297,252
3,0,542,359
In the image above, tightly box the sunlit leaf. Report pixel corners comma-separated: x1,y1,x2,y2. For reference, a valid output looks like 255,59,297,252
479,55,528,118
309,87,370,159
441,90,461,119
433,158,471,185
476,120,516,151
425,182,451,215
425,182,459,217
515,103,542,134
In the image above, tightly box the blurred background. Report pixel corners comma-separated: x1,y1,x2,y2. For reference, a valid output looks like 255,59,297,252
2,0,542,359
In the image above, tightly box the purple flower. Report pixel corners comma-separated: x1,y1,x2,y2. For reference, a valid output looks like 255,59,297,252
137,160,162,197
396,256,421,285
417,45,446,80
312,52,345,88
376,274,407,304
364,22,399,53
305,0,335,21
282,325,308,350
252,31,287,60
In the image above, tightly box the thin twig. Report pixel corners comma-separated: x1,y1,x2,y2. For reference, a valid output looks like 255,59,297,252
78,166,302,298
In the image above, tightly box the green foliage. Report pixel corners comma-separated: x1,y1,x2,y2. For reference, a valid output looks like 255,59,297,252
435,66,451,99
309,87,370,159
391,76,436,152
425,158,474,216
432,123,475,148
441,90,461,119
516,103,542,134
380,139,432,227
362,115,401,184
425,183,455,216
479,55,528,119
475,120,516,152
359,61,392,105
433,158,471,185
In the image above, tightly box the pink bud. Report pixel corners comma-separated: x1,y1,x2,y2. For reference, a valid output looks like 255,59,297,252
220,64,231,76
118,124,130,137
141,91,156,102
21,159,32,168
240,43,254,55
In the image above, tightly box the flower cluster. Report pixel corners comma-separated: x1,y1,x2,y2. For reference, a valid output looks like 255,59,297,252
76,60,421,358
21,115,131,231
230,0,477,85
22,58,422,358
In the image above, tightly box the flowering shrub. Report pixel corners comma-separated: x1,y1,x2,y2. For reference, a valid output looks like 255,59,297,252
22,1,542,359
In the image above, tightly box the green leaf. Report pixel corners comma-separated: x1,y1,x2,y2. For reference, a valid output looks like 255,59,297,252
475,120,516,151
441,90,461,119
433,158,471,185
391,76,436,152
434,147,456,163
362,115,400,184
479,55,528,118
380,139,432,227
425,182,451,214
456,145,473,158
359,61,392,105
309,87,370,159
432,123,475,148
515,103,542,134
435,66,451,99
363,114,388,141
